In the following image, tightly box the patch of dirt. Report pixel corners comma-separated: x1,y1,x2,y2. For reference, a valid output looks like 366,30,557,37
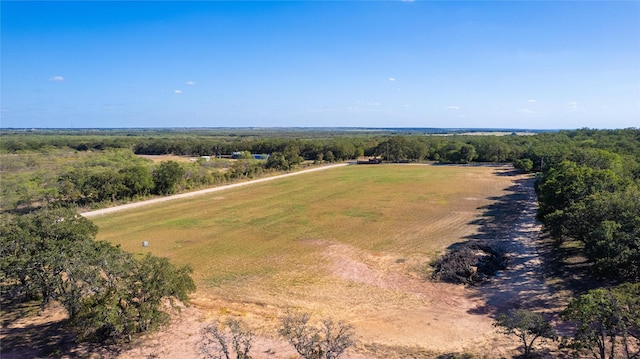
1,302,69,359
472,177,563,314
316,240,504,356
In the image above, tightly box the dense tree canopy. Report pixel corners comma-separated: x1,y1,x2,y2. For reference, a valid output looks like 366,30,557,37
0,208,196,342
535,154,639,281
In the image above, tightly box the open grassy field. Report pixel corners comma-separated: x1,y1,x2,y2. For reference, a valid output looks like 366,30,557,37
92,164,530,356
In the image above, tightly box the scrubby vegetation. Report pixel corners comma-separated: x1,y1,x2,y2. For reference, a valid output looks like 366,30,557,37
278,311,355,359
494,309,557,358
197,312,355,359
199,317,254,359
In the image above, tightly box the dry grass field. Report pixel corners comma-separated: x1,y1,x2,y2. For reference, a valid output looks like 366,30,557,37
87,164,541,358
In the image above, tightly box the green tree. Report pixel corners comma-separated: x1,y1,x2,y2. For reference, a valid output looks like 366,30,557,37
570,148,624,174
57,170,86,205
265,152,289,171
494,309,556,358
283,144,304,168
473,138,513,162
72,252,195,341
87,169,128,202
458,143,477,163
561,284,640,359
514,158,534,172
536,160,624,240
376,136,411,162
153,160,185,195
0,208,99,305
324,150,335,162
0,208,196,343
229,159,263,178
565,187,640,280
119,165,154,198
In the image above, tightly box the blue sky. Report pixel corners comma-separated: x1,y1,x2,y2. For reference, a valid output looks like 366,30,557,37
1,1,639,129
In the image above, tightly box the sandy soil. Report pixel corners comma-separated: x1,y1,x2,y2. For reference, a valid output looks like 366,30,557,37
2,166,560,358
475,179,561,313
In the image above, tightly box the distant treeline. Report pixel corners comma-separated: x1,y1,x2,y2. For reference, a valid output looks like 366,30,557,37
2,128,639,168
1,128,638,215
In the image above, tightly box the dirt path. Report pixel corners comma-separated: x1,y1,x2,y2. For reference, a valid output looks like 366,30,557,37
82,163,349,218
472,177,560,315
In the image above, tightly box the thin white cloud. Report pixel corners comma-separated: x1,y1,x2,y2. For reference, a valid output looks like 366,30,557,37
49,76,64,81
367,102,380,106
388,77,396,82
174,90,183,94
568,101,578,110
186,81,196,85
528,99,537,103
517,108,535,114
445,106,460,110
310,107,342,113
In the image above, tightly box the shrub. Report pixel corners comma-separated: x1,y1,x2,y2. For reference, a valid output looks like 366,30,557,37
278,311,355,359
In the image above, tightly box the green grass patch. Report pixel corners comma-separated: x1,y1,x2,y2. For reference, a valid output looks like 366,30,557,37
164,218,201,228
93,165,519,301
341,208,379,220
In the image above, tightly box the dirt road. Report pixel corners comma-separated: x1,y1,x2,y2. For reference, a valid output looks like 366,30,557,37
473,176,560,315
82,163,350,218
